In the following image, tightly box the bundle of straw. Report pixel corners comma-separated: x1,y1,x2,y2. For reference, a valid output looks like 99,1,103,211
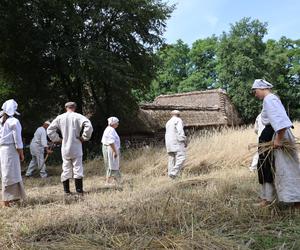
249,139,300,154
248,139,300,165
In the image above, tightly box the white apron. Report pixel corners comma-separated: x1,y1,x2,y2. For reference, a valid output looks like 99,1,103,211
0,144,22,187
102,145,120,170
274,129,300,202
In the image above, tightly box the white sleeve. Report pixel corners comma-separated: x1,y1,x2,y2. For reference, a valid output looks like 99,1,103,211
175,119,186,142
40,128,48,148
81,117,93,141
47,117,61,142
104,128,115,144
12,120,23,149
264,97,292,132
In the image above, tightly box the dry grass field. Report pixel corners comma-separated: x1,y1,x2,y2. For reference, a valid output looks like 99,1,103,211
1,124,300,249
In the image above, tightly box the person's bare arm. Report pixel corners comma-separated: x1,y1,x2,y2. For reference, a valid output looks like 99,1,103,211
273,128,286,148
110,143,118,158
16,148,24,162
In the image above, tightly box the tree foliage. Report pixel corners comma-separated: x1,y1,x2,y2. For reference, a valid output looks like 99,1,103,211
152,39,190,95
0,0,173,135
264,37,300,118
179,36,218,92
217,18,268,122
151,17,300,123
1,4,300,131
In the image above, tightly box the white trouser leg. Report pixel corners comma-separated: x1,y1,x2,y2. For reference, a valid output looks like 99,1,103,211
36,152,47,178
260,182,276,202
168,152,176,176
168,151,186,177
72,156,83,179
61,158,73,182
174,151,186,176
26,155,38,176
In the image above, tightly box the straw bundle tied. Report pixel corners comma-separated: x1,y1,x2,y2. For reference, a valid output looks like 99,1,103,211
248,138,300,165
248,139,300,154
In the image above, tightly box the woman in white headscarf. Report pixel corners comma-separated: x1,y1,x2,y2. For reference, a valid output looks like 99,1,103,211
101,117,121,185
0,99,25,206
252,79,300,208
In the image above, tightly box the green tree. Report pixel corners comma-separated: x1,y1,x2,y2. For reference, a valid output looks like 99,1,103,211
265,37,300,119
0,0,173,135
217,17,268,122
178,36,218,92
152,39,190,96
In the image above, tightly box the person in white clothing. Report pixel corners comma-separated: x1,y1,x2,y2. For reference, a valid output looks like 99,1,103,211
249,113,265,171
252,79,300,208
47,102,93,195
101,117,121,185
165,110,186,179
25,121,52,178
0,99,25,207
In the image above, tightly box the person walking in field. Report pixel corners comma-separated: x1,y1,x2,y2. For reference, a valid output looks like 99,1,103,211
0,99,25,207
25,121,52,178
252,79,300,208
165,110,187,179
101,117,121,185
47,102,93,195
249,113,265,171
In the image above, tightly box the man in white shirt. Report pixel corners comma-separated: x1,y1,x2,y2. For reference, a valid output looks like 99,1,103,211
165,110,187,179
25,121,52,178
47,102,93,195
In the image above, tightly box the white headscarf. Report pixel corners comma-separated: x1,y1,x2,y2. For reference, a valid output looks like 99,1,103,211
252,79,273,89
0,99,20,117
108,117,119,126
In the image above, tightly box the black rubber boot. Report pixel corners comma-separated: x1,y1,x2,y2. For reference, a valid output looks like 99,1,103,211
75,178,83,194
63,179,70,194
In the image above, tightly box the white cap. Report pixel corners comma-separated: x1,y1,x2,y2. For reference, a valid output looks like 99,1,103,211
252,79,273,89
44,121,51,125
65,102,77,108
0,99,20,116
171,110,180,115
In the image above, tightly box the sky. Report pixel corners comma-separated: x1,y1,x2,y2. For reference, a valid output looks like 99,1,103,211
163,0,300,45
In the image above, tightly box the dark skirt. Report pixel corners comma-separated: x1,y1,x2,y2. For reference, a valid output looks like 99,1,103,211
258,125,275,184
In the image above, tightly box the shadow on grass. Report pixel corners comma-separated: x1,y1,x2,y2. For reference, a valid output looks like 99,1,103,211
89,186,124,194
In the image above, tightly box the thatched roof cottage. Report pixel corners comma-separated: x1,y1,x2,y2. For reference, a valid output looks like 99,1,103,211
121,89,241,147
139,89,242,133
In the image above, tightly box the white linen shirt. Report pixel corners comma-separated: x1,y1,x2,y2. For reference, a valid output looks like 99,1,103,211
0,117,23,149
165,116,186,153
47,111,93,159
31,126,48,149
261,93,292,132
101,126,120,150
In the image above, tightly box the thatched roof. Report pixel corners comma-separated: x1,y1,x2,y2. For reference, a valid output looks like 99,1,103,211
139,89,242,131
